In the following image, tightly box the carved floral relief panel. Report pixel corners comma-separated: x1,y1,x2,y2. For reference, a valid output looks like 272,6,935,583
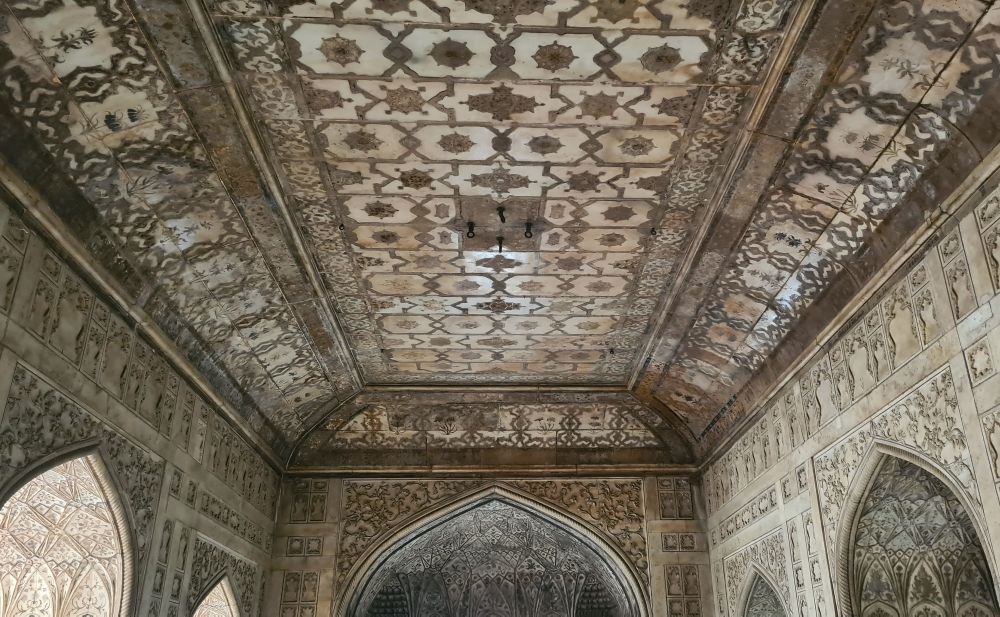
703,197,973,517
0,201,282,518
335,478,653,589
664,563,703,617
722,529,790,617
188,536,261,617
812,366,979,573
0,363,164,561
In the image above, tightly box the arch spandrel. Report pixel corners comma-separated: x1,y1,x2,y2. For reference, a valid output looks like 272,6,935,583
192,578,241,617
337,489,648,617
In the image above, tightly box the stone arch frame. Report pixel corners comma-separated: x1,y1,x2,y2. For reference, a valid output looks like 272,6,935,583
0,438,138,617
831,440,1000,617
334,483,651,617
735,565,789,617
190,574,242,617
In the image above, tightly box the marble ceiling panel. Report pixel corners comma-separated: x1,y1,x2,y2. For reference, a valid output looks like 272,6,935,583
14,0,988,460
212,0,799,384
640,0,1000,443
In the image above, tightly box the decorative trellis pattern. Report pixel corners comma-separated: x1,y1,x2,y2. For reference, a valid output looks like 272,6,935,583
852,458,998,617
0,458,126,617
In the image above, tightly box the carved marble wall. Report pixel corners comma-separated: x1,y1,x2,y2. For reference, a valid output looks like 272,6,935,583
705,156,1000,617
744,577,785,617
269,475,714,617
354,500,634,617
0,195,279,617
192,579,240,617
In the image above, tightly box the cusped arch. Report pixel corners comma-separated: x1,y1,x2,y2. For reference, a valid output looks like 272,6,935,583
736,566,788,617
335,484,649,617
833,441,1000,617
0,442,136,617
191,576,241,617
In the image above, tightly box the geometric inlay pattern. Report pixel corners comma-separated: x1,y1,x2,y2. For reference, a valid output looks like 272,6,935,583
217,0,800,384
329,400,661,449
293,391,693,467
5,0,1000,460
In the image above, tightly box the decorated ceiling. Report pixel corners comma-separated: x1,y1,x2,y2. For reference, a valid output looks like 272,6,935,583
231,0,778,386
293,390,693,469
1,0,999,461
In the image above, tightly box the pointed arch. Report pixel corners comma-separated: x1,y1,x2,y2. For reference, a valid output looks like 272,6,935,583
834,443,1000,617
191,577,241,617
736,566,788,617
0,444,135,617
335,484,649,617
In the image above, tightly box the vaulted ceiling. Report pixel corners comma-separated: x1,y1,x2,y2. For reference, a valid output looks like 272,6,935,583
1,0,998,465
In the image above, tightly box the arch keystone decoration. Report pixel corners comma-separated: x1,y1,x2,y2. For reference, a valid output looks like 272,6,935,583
335,483,650,617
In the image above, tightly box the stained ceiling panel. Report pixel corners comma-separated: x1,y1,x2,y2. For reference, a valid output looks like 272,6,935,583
214,0,797,384
637,0,1000,443
0,0,362,449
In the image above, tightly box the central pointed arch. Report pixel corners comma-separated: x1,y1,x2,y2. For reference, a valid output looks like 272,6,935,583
335,484,649,617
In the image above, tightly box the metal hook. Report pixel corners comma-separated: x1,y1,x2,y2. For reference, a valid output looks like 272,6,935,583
524,221,533,239
497,206,506,223
467,221,476,238
496,236,504,253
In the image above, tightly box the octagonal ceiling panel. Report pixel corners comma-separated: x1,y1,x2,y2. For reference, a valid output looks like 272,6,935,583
214,0,799,384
